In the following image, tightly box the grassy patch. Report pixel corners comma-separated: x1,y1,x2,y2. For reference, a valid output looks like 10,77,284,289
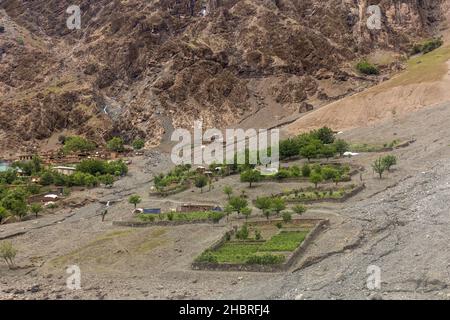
138,211,224,223
383,45,450,87
259,231,308,252
196,228,308,265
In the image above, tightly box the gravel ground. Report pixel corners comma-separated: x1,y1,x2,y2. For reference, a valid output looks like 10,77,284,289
1,102,450,300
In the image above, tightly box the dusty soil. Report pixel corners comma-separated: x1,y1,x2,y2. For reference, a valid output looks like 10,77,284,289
2,97,450,300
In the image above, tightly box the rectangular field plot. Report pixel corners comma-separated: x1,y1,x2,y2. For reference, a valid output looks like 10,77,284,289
192,219,327,272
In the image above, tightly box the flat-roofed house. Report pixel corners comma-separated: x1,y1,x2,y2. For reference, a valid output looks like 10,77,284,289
53,166,76,176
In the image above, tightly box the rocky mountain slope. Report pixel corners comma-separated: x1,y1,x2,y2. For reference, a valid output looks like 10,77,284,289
0,0,446,153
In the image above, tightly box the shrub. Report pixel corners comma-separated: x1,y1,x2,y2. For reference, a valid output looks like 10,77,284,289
382,155,397,171
208,212,225,223
246,254,285,265
254,229,262,240
229,196,248,214
0,241,17,269
301,164,311,177
275,169,290,180
293,204,306,215
0,206,9,224
106,137,125,152
412,38,443,55
271,197,286,214
275,222,283,229
196,251,218,264
223,186,233,199
132,138,145,150
372,157,387,179
356,60,379,75
282,212,292,223
236,224,249,240
310,172,323,188
195,175,208,193
167,213,174,221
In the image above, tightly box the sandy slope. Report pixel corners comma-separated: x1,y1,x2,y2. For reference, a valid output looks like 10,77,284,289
285,37,450,135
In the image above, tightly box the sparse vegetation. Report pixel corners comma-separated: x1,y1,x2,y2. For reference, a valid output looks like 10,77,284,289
356,60,380,75
106,137,125,152
411,37,444,55
0,241,17,269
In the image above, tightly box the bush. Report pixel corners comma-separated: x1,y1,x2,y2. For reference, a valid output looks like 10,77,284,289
107,137,125,152
301,164,311,177
195,251,218,264
236,224,249,240
412,38,443,55
254,229,262,240
356,60,379,75
275,222,283,229
0,241,17,269
246,254,285,265
132,138,145,150
282,212,292,223
293,204,306,215
382,155,397,171
208,212,225,223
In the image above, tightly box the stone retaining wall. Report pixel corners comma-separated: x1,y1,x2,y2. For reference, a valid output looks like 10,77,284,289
191,218,329,272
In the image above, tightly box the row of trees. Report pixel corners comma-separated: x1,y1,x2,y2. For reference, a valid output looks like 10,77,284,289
59,135,145,154
372,155,397,179
279,127,350,161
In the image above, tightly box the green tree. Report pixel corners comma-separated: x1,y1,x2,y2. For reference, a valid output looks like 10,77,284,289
333,172,342,186
30,203,42,218
382,155,397,172
195,175,208,193
62,136,96,154
228,196,248,214
223,186,233,200
293,204,306,215
1,189,28,219
40,171,54,186
240,169,261,188
299,139,322,161
372,158,387,179
279,138,301,159
322,167,337,180
271,197,286,215
99,174,114,187
241,207,252,221
310,172,323,189
334,139,349,157
0,206,9,224
312,127,335,144
224,204,233,221
255,196,272,213
128,195,142,209
107,137,125,152
132,138,145,150
321,144,336,161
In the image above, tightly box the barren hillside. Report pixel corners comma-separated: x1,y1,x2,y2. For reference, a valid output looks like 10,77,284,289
0,0,446,154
